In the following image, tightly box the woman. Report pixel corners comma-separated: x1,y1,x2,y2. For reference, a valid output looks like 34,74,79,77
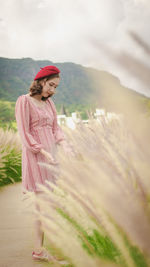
15,65,73,263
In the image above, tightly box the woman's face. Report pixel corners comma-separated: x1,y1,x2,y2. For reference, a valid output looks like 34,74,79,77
41,77,60,97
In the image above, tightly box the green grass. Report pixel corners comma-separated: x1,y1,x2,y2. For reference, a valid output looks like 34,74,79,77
0,148,21,187
56,208,148,267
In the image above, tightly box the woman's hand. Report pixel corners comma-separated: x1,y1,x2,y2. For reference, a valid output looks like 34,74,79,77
58,140,76,157
40,149,58,165
58,140,84,161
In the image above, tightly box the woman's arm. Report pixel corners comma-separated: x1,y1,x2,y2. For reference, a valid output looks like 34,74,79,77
48,98,76,156
58,139,76,156
48,98,66,144
15,95,44,153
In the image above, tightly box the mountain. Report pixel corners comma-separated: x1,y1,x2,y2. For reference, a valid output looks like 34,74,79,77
0,57,149,116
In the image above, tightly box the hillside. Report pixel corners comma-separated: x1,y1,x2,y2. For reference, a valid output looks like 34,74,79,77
0,57,149,119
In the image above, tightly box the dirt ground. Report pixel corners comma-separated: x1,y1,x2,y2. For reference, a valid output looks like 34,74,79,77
0,182,53,267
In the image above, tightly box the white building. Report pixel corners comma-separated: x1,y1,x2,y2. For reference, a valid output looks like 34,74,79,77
57,108,122,129
57,112,81,129
94,108,105,117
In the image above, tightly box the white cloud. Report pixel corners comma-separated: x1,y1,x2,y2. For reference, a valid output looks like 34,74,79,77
0,0,150,96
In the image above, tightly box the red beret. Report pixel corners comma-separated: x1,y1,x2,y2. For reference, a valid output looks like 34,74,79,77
34,65,60,81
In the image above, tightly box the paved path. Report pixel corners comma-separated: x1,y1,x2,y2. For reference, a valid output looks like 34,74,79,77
0,182,53,267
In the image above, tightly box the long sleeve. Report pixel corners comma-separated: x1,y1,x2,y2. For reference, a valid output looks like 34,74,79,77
48,98,66,144
54,123,66,144
48,98,76,155
15,95,44,153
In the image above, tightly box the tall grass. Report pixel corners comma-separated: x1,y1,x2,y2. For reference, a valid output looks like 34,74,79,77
0,127,22,187
28,112,150,267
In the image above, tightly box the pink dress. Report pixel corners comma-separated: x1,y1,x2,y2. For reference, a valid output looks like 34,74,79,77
15,94,65,194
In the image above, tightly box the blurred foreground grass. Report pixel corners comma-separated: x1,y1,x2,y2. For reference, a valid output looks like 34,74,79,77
0,109,150,266
28,112,150,267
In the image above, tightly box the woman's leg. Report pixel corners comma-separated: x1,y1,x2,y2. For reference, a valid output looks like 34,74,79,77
33,192,44,252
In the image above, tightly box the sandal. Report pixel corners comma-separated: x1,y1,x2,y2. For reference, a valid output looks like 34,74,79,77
32,247,57,262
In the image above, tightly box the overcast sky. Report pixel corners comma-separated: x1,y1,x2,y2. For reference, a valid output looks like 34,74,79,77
0,0,150,96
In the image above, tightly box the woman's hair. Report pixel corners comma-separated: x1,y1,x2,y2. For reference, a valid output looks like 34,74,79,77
29,73,60,101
